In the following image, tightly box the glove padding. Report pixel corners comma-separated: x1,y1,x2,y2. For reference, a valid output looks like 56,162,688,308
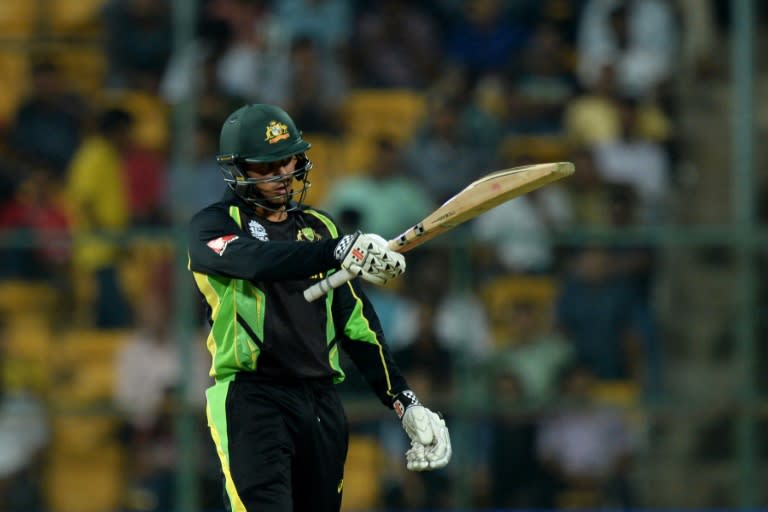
334,232,405,286
394,391,452,471
402,407,452,471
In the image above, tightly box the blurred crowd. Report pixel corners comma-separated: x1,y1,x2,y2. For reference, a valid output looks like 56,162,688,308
0,0,732,510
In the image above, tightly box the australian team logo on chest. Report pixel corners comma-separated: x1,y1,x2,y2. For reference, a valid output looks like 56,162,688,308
248,220,269,241
297,227,321,242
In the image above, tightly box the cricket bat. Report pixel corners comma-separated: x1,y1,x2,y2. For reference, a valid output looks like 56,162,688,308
303,161,575,302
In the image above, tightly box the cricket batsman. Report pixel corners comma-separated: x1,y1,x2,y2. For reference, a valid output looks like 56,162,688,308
187,103,451,511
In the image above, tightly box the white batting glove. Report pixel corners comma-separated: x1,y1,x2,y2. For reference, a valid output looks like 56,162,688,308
393,390,452,471
333,232,405,286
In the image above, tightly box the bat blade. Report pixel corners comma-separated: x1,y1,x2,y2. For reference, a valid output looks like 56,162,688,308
391,161,574,252
303,161,574,302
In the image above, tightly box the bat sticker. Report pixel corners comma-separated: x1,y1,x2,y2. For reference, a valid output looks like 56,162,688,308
432,211,457,223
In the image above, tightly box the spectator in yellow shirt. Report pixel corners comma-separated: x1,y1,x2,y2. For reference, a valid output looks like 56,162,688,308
66,109,134,327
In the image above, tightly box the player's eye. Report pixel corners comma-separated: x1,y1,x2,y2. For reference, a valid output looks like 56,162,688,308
273,157,294,169
243,163,270,176
243,157,295,177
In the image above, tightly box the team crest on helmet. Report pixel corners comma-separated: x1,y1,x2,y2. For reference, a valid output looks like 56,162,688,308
265,121,290,144
297,227,319,242
248,220,269,241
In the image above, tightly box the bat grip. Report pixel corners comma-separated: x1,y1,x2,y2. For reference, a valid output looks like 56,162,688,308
303,268,355,302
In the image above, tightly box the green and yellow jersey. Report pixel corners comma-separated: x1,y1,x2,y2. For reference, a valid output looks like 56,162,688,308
188,189,407,407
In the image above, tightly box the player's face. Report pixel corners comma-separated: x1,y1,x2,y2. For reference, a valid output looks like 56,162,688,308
244,156,297,205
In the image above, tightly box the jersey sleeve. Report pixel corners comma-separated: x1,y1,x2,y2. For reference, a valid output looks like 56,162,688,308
333,279,408,408
188,204,339,281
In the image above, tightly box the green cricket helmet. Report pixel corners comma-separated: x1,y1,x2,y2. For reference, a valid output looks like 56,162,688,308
217,104,313,210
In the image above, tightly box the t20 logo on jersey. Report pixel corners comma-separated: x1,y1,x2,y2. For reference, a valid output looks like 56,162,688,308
248,220,269,241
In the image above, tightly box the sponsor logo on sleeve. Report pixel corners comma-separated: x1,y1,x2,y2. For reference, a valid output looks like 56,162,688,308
206,234,239,256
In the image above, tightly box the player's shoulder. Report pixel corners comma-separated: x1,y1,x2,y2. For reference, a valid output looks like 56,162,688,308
190,201,226,222
189,197,237,232
300,204,335,220
298,205,341,234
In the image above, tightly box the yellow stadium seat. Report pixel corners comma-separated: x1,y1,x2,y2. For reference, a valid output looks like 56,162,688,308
499,134,569,164
2,314,52,391
118,238,173,311
2,358,48,393
58,329,131,362
47,442,124,512
302,133,341,204
52,415,119,454
0,49,29,124
342,89,427,144
4,315,50,358
49,44,107,94
556,488,601,509
50,329,130,405
590,379,641,407
479,275,557,347
480,275,557,311
101,90,170,150
0,2,38,39
66,362,121,403
341,435,384,511
563,95,620,148
0,280,57,315
339,135,376,175
49,0,106,36
68,267,97,327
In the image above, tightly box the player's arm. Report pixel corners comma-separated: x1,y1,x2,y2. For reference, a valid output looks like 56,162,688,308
332,279,408,406
188,204,339,280
333,281,452,471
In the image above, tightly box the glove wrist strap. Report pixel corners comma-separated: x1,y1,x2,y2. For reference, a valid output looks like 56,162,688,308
333,232,358,261
393,389,421,419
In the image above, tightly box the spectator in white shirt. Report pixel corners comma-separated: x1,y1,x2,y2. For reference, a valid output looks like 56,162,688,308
537,364,637,507
593,96,670,223
576,0,679,98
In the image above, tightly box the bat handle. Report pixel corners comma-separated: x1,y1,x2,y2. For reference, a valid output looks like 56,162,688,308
303,269,355,302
